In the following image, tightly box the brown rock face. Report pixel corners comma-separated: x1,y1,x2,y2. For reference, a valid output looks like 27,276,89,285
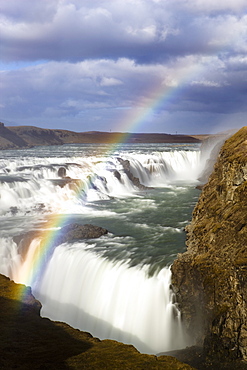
171,127,247,364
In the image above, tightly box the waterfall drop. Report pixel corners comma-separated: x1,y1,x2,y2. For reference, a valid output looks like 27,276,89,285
34,242,187,354
0,143,205,355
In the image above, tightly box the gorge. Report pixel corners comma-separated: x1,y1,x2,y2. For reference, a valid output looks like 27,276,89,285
0,126,246,369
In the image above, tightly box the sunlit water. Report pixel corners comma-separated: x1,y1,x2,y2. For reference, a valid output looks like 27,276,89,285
0,142,206,354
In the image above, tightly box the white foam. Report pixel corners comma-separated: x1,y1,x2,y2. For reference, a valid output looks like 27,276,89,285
34,242,188,354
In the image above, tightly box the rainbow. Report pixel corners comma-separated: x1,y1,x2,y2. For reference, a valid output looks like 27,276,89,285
16,216,67,287
17,61,202,298
114,60,202,135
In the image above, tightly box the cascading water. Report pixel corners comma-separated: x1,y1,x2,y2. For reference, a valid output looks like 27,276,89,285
0,143,208,354
34,243,186,354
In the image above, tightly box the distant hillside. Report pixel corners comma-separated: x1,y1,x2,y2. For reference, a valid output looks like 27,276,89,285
0,122,28,149
0,122,201,150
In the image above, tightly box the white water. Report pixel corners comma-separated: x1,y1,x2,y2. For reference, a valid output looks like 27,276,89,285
34,243,186,354
0,148,204,215
0,144,208,354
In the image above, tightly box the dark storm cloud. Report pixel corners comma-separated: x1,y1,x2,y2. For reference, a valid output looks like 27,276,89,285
0,0,247,133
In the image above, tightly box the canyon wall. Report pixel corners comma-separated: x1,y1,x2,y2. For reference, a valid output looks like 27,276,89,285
172,127,247,363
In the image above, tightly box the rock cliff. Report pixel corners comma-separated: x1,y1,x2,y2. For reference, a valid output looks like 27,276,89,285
171,127,247,367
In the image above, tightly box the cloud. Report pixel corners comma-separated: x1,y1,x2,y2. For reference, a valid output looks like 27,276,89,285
1,0,246,63
1,54,246,126
0,0,246,133
100,77,123,87
191,80,222,87
179,0,247,13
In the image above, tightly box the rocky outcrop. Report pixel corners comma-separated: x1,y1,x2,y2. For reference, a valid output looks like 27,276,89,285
13,223,108,260
117,158,152,190
0,274,195,369
58,223,108,242
171,127,247,367
198,130,237,185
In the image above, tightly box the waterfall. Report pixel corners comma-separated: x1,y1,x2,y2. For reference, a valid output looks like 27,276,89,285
0,236,188,354
0,145,204,355
0,149,203,215
36,244,187,354
127,150,202,186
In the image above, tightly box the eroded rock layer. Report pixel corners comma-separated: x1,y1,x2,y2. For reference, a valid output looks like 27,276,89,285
172,127,247,364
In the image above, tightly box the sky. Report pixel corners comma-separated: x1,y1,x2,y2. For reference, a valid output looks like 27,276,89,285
0,0,247,134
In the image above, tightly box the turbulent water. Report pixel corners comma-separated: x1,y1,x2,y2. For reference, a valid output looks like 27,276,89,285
0,142,207,354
